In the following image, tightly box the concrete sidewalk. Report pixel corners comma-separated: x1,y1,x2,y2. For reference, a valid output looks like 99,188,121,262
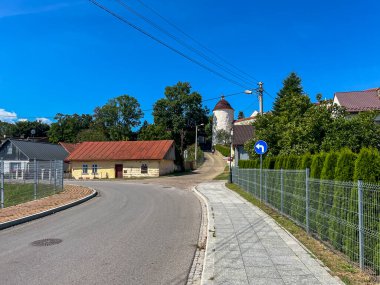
197,181,343,285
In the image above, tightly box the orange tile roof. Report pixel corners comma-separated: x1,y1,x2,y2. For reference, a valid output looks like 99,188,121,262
66,140,175,161
59,142,80,154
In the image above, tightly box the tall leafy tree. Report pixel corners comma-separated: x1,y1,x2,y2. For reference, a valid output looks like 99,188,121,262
237,111,245,119
13,120,50,138
48,113,93,143
138,123,172,141
0,121,16,138
152,82,208,156
321,111,380,152
76,129,108,142
94,95,143,141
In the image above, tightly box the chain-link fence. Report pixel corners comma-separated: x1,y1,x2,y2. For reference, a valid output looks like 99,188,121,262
0,160,64,208
232,167,380,275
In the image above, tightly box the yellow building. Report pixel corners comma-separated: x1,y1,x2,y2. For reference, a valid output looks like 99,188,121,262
66,140,175,179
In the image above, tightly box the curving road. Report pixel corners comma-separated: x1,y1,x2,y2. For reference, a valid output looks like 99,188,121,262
0,152,226,285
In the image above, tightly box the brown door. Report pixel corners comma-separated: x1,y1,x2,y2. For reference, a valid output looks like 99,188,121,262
115,164,123,178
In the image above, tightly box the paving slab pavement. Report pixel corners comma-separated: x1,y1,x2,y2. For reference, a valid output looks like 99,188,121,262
197,181,343,285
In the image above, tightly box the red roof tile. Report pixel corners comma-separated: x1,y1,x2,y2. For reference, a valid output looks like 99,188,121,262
213,96,234,111
59,142,80,154
66,140,175,161
335,88,380,112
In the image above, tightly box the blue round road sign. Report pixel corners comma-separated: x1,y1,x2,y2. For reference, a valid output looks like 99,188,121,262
254,140,268,155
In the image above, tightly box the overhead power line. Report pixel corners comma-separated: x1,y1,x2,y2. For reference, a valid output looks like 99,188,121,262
89,0,249,89
114,0,256,87
133,0,260,84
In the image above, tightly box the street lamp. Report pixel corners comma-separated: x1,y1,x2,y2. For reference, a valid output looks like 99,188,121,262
244,81,264,115
229,127,234,183
195,123,204,169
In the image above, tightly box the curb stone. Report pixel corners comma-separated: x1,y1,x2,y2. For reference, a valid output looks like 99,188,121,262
187,186,209,285
0,187,97,231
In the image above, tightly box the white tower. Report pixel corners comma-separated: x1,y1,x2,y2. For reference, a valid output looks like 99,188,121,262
212,96,234,146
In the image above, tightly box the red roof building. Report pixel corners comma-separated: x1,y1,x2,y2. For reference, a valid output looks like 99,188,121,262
334,88,380,112
66,140,176,179
59,142,80,154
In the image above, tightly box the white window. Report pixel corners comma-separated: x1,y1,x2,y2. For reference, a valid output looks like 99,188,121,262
82,164,88,174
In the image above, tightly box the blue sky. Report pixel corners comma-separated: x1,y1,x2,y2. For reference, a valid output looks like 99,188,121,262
1,0,379,125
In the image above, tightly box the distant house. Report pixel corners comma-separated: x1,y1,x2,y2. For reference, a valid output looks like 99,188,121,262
232,125,255,167
0,139,69,174
66,140,176,179
333,88,380,122
234,111,259,126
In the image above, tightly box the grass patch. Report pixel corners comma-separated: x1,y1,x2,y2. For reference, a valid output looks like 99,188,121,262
214,165,230,180
226,183,375,285
3,183,59,208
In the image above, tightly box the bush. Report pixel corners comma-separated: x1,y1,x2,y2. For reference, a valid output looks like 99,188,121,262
309,152,327,232
292,153,312,222
215,144,230,157
345,148,380,269
316,151,338,240
238,159,259,168
329,149,357,251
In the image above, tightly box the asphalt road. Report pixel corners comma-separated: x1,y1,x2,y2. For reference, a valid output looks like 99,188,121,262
0,182,201,285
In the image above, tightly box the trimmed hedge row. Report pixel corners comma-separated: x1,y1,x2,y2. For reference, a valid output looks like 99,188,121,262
237,148,380,272
215,144,230,157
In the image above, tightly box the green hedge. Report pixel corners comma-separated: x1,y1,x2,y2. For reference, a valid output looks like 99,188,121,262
215,144,230,157
236,148,380,272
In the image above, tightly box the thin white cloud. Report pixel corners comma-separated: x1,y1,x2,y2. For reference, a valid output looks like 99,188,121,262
17,118,28,122
0,2,79,19
0,109,17,123
36,117,52,125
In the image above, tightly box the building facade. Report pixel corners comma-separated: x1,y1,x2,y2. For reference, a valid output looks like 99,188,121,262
66,140,176,179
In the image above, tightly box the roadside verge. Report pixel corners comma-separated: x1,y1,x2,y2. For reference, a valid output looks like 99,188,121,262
0,185,97,230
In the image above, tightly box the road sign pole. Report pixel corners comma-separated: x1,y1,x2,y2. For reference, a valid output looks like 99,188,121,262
260,154,262,202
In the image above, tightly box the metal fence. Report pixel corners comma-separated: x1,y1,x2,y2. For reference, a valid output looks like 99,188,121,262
0,160,64,208
232,167,380,275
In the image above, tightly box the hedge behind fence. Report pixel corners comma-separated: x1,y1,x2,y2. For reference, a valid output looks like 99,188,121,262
215,144,230,157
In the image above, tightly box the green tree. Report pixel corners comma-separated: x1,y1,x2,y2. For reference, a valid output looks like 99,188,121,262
76,129,107,142
273,72,311,119
13,120,50,138
138,123,172,141
237,111,245,120
309,152,327,232
215,129,231,145
316,151,338,240
0,121,16,137
343,148,380,266
153,82,208,161
48,113,93,143
292,153,312,222
322,112,380,152
328,149,357,251
94,95,143,141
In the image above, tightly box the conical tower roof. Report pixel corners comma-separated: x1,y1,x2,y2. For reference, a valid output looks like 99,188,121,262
213,96,234,111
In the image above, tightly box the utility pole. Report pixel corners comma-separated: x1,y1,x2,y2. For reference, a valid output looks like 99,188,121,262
244,81,264,115
258,82,263,115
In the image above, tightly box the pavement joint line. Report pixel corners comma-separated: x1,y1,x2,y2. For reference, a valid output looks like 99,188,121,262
198,181,344,285
0,186,98,231
221,184,335,273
